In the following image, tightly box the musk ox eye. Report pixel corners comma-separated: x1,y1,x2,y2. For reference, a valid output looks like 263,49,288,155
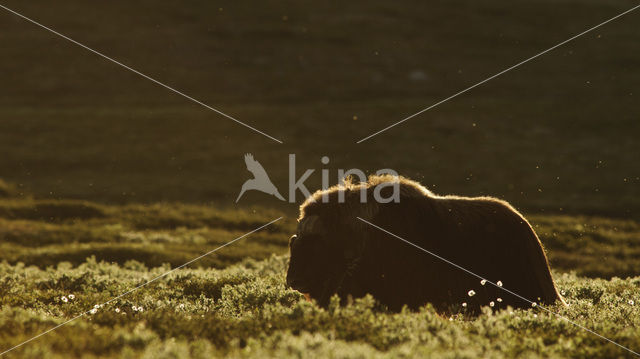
297,215,324,236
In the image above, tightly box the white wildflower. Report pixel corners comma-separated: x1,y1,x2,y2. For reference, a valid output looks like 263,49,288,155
629,300,635,306
531,302,537,307
468,290,476,297
61,296,68,303
497,298,503,303
462,302,467,307
480,279,487,286
68,294,75,300
115,308,120,313
132,306,138,311
496,281,503,287
90,308,97,314
138,307,144,312
489,301,495,307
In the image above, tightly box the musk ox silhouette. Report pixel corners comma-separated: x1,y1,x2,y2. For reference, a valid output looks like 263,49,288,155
286,175,565,313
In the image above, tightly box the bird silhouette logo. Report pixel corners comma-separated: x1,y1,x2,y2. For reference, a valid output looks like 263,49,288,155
236,153,285,203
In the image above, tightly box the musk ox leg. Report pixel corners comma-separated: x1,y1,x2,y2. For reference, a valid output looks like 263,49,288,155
521,223,566,306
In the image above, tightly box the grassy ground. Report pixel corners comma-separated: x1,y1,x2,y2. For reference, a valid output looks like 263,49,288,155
1,194,639,358
1,251,639,358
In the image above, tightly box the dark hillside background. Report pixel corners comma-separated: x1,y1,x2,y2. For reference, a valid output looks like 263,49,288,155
0,0,638,217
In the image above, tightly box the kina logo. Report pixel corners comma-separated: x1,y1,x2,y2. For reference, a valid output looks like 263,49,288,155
236,153,286,203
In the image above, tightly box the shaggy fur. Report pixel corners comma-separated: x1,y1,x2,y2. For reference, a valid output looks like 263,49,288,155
286,175,565,313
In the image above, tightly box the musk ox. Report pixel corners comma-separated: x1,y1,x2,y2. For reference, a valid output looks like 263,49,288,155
286,175,565,313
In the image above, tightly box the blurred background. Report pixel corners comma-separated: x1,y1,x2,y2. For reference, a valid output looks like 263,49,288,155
1,0,639,217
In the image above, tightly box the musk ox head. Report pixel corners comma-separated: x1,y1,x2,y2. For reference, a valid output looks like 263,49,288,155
285,214,362,306
285,177,388,306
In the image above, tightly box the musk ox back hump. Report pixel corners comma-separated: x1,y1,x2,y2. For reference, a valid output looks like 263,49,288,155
286,175,564,312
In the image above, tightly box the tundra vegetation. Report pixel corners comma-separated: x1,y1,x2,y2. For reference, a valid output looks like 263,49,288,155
1,190,639,358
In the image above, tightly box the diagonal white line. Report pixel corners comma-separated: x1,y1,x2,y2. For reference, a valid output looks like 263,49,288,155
0,216,283,357
356,4,640,143
0,4,283,144
357,217,640,357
